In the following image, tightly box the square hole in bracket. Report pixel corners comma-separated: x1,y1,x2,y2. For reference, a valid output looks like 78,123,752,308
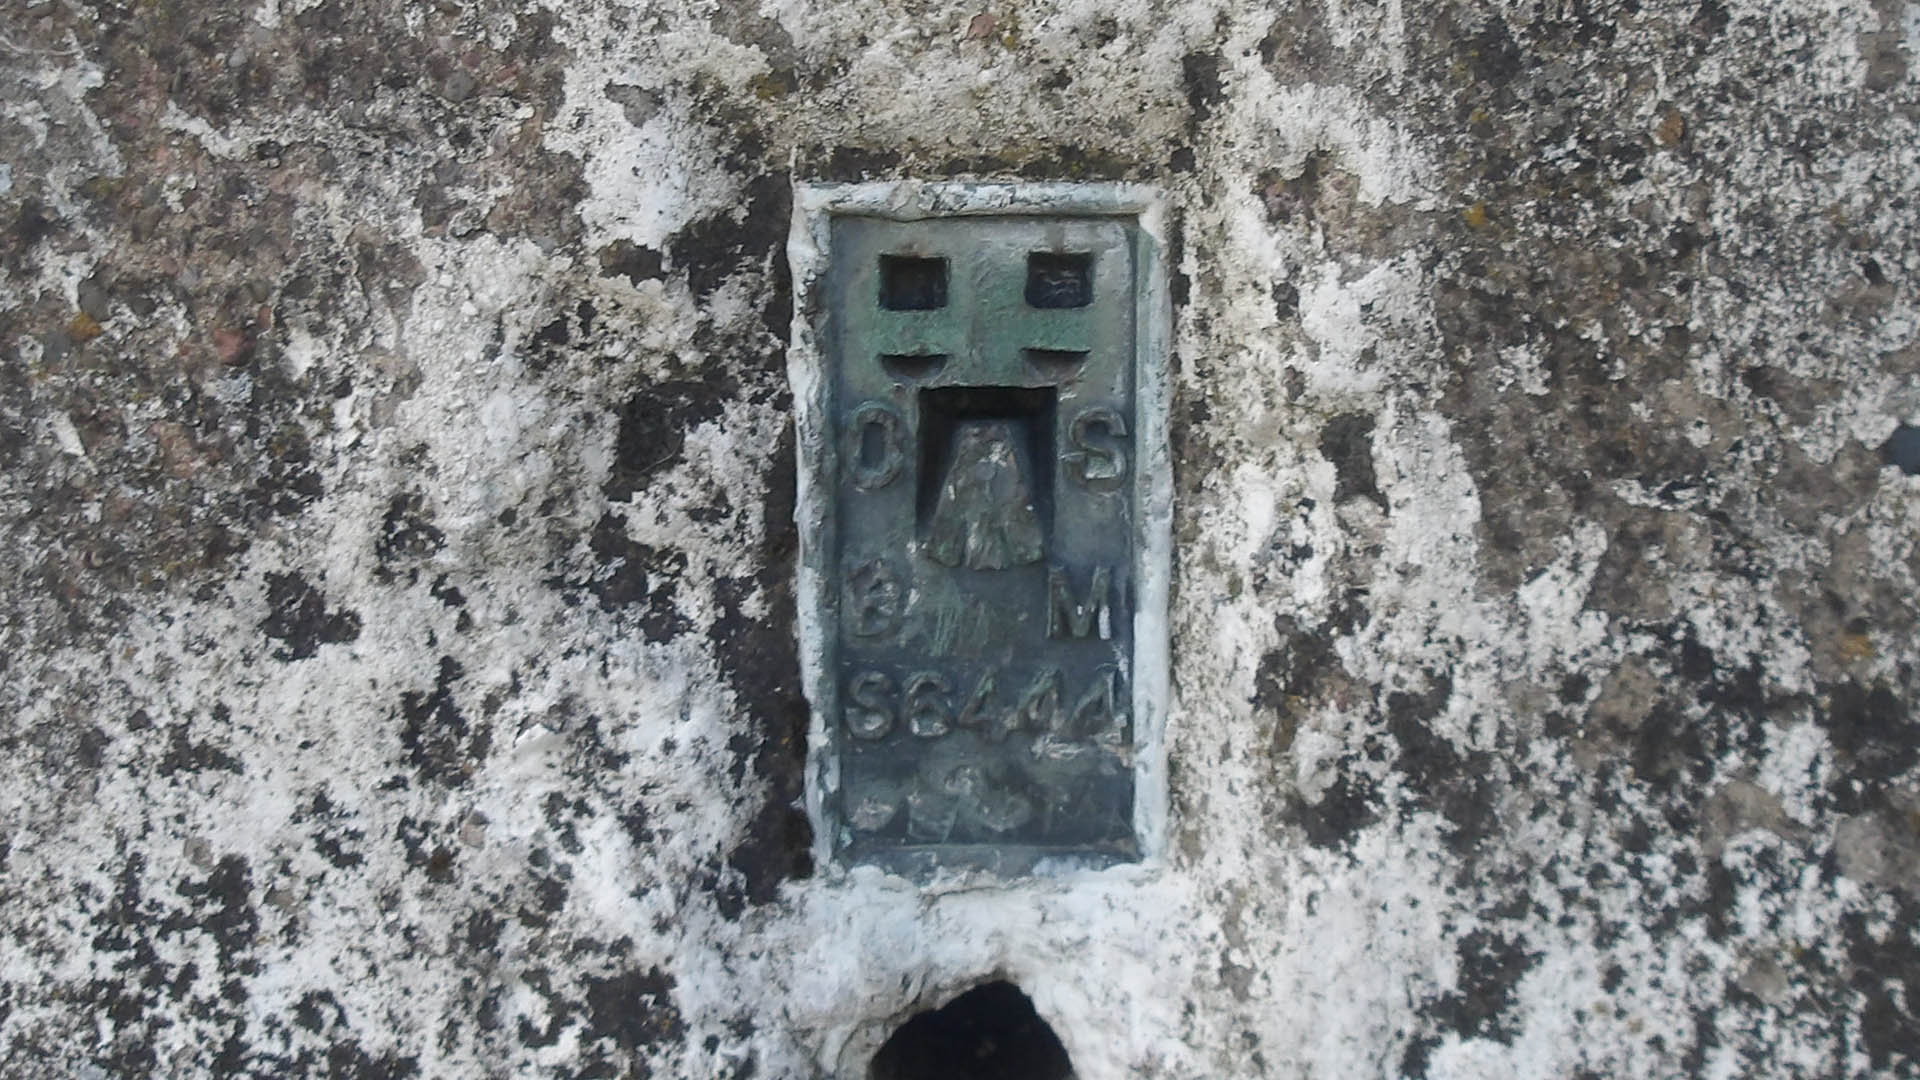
880,255,949,310
1025,252,1093,308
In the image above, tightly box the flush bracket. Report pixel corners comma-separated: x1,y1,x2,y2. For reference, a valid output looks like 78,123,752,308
788,182,1171,879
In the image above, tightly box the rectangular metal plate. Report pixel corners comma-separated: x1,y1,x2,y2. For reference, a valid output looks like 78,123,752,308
789,183,1170,878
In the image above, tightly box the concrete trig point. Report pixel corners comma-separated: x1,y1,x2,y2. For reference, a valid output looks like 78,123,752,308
788,181,1172,880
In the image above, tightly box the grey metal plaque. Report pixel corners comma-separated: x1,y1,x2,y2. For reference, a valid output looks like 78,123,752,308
790,184,1170,878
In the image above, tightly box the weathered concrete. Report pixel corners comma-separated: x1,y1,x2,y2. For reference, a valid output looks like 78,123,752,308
1,0,1917,1076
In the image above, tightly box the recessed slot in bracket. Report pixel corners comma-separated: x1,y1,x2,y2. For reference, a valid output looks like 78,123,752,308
881,352,949,379
1023,347,1089,372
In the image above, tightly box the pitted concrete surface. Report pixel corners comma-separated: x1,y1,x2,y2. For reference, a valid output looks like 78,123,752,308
2,0,1918,1076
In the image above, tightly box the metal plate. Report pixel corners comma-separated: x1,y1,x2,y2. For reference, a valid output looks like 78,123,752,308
790,184,1170,878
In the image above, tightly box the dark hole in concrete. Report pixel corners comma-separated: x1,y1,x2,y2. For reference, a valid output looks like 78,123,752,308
1026,252,1092,308
882,255,948,310
869,980,1075,1080
1880,423,1920,476
882,352,949,378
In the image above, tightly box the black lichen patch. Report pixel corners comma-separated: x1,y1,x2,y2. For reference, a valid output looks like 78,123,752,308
398,657,490,787
1252,616,1349,762
307,1041,422,1080
1251,611,1374,768
619,802,656,848
1250,646,1303,719
247,425,326,516
514,969,572,1049
375,493,446,582
598,240,665,286
669,169,788,301
5,197,60,273
1256,150,1334,226
822,144,904,181
1291,766,1381,849
580,965,686,1072
261,572,362,660
1628,701,1717,796
544,792,593,856
1843,899,1920,1071
463,908,503,953
717,796,811,919
173,854,261,974
1676,637,1768,720
299,790,367,870
527,299,600,375
1399,1034,1440,1079
293,989,347,1034
1425,930,1539,1043
1386,676,1500,854
1819,680,1915,783
86,859,167,1047
517,856,574,930
1575,629,1768,808
1257,4,1342,85
392,815,462,886
583,513,689,642
159,713,245,777
429,573,466,608
931,144,1144,183
712,423,813,913
1181,51,1224,129
1254,617,1340,705
1319,412,1387,511
604,380,732,501
73,724,112,769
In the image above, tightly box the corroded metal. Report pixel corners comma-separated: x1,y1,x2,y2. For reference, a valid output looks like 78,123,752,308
792,184,1172,877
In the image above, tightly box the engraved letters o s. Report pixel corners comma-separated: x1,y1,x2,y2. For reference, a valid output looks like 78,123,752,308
1065,405,1128,488
845,401,905,489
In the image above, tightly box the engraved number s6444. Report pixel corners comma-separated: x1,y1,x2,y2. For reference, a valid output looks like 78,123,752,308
845,666,1123,741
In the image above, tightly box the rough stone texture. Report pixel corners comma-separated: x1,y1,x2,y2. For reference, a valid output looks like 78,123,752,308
1,0,1917,1077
